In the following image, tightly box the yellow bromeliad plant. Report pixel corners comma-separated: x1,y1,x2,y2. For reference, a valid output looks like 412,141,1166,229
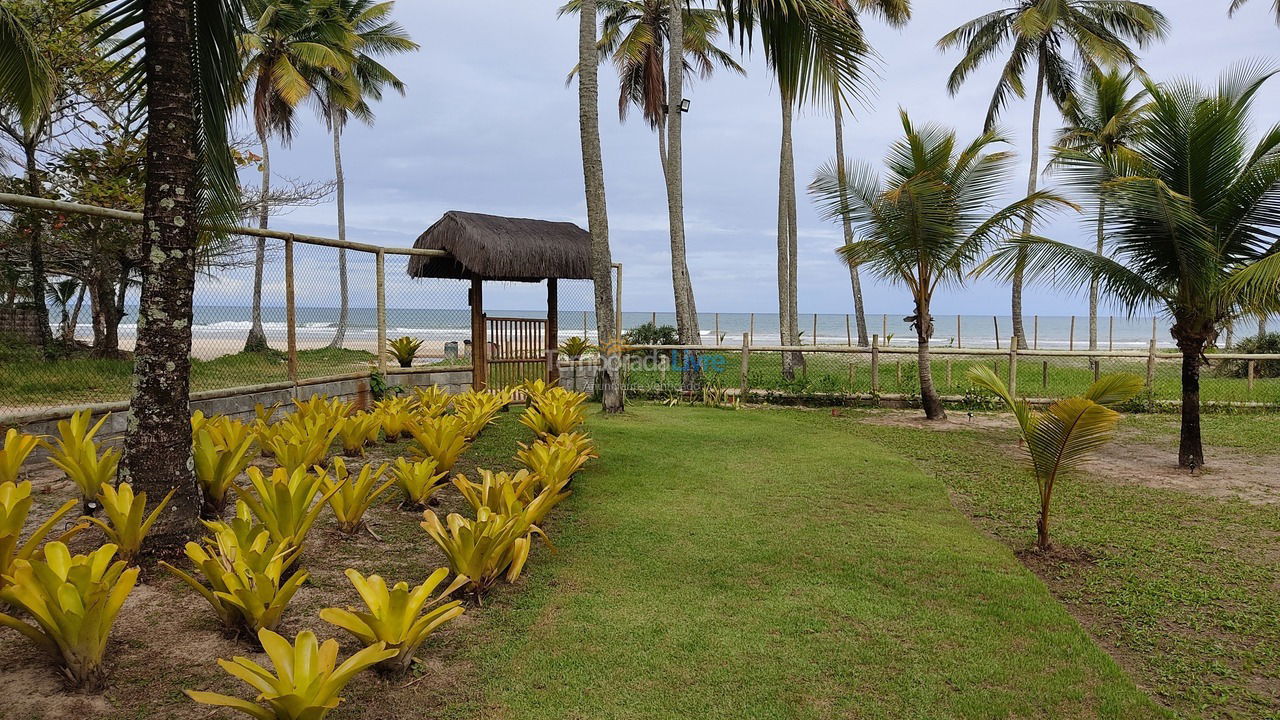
47,410,120,512
410,385,451,418
451,389,512,438
322,459,393,535
515,434,596,491
260,415,340,474
319,568,467,674
375,396,415,442
186,628,395,720
161,506,307,635
337,411,381,456
452,469,540,514
193,426,256,518
406,415,471,475
82,483,176,564
420,506,548,596
234,467,342,553
519,387,587,437
292,394,353,423
0,542,138,690
0,481,84,591
1,428,41,484
389,457,446,508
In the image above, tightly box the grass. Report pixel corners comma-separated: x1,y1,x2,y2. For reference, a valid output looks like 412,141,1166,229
0,404,1169,719
843,411,1280,718
446,405,1163,719
0,346,377,408
623,348,1280,407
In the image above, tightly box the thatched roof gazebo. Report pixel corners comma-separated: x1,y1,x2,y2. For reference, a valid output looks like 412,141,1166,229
407,211,593,389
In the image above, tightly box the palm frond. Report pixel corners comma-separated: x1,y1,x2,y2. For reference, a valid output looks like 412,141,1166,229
0,5,55,129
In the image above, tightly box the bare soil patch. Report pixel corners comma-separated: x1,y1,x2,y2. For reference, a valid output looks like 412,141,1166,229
854,408,1280,504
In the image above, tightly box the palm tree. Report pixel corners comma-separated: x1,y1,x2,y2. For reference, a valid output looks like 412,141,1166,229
717,0,882,379
829,1,909,349
980,66,1280,468
967,366,1141,549
239,0,352,352
811,112,1071,419
311,0,417,350
1229,0,1280,22
0,5,53,129
79,0,245,552
45,276,81,343
576,0,625,412
938,0,1167,350
1052,67,1148,351
561,0,742,388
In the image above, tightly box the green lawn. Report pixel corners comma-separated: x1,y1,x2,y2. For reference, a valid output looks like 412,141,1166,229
447,405,1164,719
845,411,1280,718
623,349,1280,407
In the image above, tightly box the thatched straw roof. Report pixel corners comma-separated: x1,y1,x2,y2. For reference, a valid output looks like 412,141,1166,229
406,211,592,282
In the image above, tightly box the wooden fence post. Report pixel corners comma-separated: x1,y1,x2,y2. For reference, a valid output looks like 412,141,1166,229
871,334,880,394
1008,336,1018,398
1033,315,1039,350
284,236,298,389
1145,339,1157,390
739,332,750,400
993,316,1000,349
812,313,818,346
749,313,755,344
846,314,852,346
1042,360,1048,390
956,315,962,349
1248,360,1256,392
715,313,720,345
1108,316,1115,352
946,357,952,388
375,248,387,376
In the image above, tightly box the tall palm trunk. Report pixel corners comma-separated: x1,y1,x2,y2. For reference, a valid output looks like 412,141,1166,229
244,131,270,352
1088,197,1104,350
578,0,623,412
833,97,868,346
328,124,349,349
915,296,945,420
1174,331,1205,469
66,282,86,343
778,91,804,378
1260,313,1269,337
23,139,53,357
1011,56,1046,351
123,0,206,558
664,0,701,392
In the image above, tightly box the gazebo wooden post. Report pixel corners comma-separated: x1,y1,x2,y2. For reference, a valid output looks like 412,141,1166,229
547,279,560,385
470,278,486,390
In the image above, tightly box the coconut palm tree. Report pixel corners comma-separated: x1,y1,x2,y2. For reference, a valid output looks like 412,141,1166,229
979,66,1280,468
576,0,625,412
967,365,1141,550
1052,67,1148,351
561,0,742,388
239,0,352,352
810,112,1072,419
717,0,882,379
78,0,245,551
938,0,1167,350
0,5,53,129
311,0,417,350
1229,0,1280,22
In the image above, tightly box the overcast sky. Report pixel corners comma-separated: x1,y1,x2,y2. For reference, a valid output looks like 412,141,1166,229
252,0,1280,316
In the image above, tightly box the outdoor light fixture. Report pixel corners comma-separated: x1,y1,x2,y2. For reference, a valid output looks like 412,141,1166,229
666,99,692,113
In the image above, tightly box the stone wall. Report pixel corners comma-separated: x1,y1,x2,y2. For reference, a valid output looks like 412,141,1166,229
0,304,46,344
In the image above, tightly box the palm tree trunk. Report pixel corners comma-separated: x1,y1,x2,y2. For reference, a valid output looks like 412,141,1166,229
1012,56,1046,351
23,138,53,357
578,0,623,413
664,0,701,393
1177,337,1204,468
1089,197,1104,350
123,0,206,558
833,97,868,346
66,282,85,343
244,131,270,352
1260,313,1269,337
916,297,945,420
778,91,801,379
328,124,349,349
